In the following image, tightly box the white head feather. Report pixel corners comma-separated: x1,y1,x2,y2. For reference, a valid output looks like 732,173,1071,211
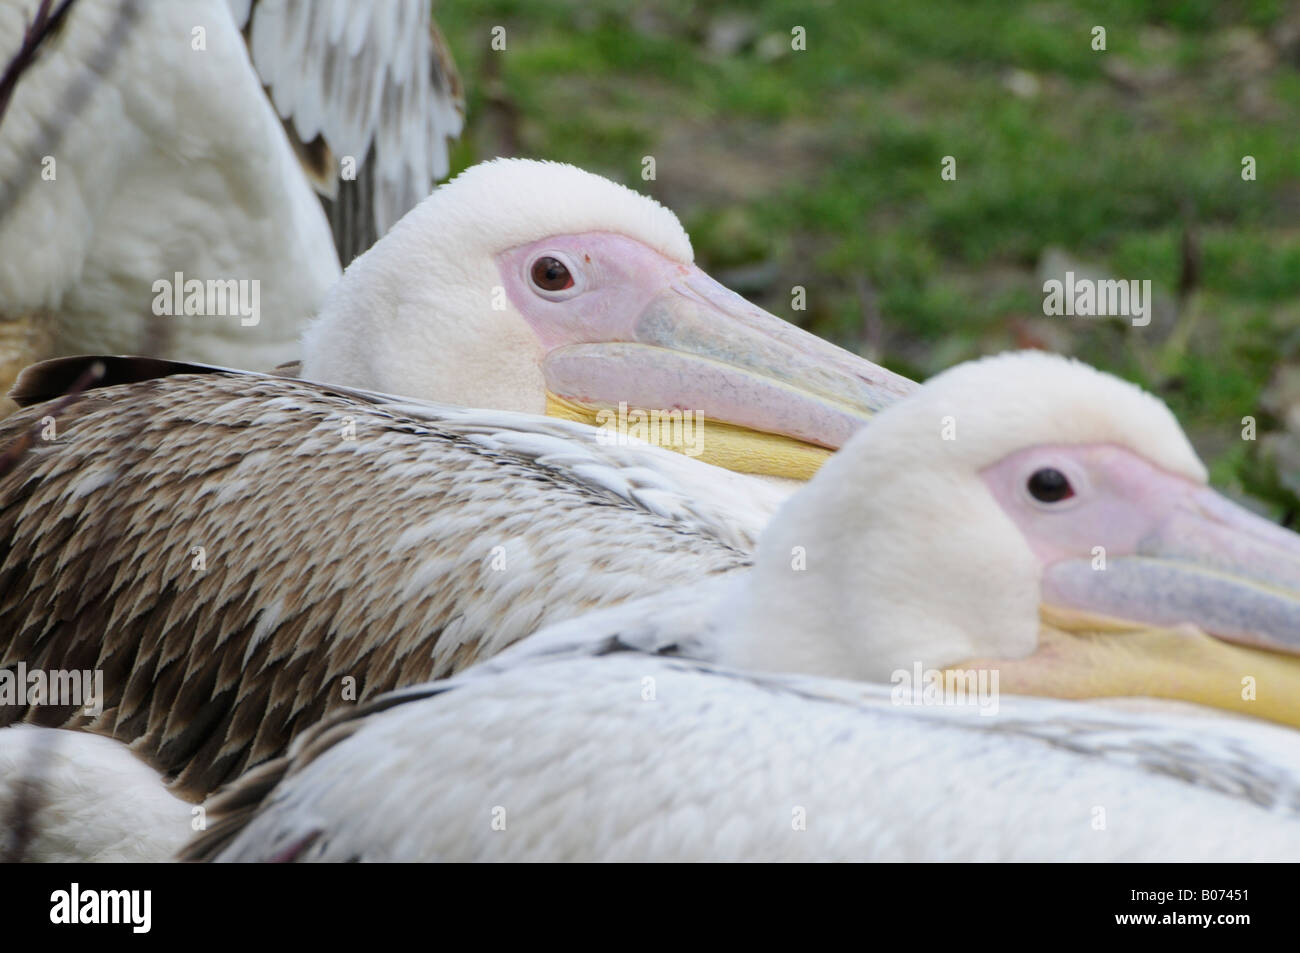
718,351,1207,678
301,158,692,412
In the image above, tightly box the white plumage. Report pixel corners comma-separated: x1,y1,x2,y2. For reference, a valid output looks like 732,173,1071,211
0,726,192,862
13,596,1299,862
0,0,461,380
298,157,913,481
300,158,697,412
196,652,1300,862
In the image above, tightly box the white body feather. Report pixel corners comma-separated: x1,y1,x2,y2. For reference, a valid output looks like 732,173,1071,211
1,0,463,369
0,726,189,862
0,0,340,367
206,650,1300,862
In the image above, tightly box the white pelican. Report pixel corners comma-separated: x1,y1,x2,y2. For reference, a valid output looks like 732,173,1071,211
180,352,1300,861
0,359,862,800
294,157,916,481
0,155,915,859
0,0,461,396
0,366,779,858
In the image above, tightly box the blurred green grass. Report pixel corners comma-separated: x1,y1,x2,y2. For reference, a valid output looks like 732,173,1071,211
437,0,1300,516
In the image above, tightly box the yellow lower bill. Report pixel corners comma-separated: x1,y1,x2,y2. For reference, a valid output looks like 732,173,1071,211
546,392,834,481
948,604,1300,730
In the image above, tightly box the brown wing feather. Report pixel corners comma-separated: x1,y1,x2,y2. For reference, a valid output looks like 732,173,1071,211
9,355,230,406
180,682,444,862
0,372,748,800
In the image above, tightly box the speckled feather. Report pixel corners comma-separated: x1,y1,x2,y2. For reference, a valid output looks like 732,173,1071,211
0,365,773,800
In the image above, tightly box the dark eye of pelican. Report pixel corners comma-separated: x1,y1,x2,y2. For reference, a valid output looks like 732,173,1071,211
1027,467,1074,503
530,256,573,292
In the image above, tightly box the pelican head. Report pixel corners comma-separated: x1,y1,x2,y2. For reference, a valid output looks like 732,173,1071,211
724,351,1300,726
301,158,916,479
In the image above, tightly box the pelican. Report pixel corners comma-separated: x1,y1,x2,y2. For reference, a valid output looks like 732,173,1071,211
0,155,915,860
294,156,916,482
0,358,866,801
0,364,786,859
181,352,1300,861
0,0,462,400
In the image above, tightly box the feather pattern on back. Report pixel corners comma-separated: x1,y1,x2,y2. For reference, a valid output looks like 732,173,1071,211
0,360,768,800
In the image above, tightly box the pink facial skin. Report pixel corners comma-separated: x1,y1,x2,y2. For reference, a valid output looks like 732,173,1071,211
495,233,917,449
982,444,1300,651
497,233,686,351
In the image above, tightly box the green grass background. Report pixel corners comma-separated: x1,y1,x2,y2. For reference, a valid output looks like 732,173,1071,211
436,0,1300,517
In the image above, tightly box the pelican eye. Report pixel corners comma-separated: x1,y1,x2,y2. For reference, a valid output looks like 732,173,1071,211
530,256,574,292
1027,467,1074,503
